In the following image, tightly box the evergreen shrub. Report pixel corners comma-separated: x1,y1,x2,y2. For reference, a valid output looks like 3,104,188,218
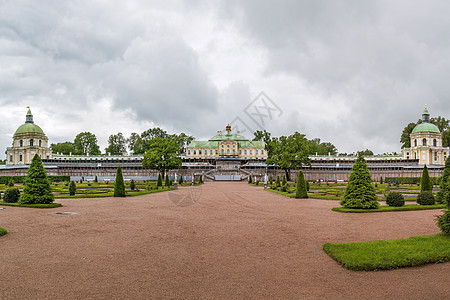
281,185,287,192
385,192,405,207
4,187,20,203
157,174,162,187
130,179,135,191
437,212,450,234
114,166,126,197
282,175,287,186
69,181,76,196
276,175,280,187
417,191,435,205
421,165,433,192
248,176,252,184
19,155,54,204
295,170,308,199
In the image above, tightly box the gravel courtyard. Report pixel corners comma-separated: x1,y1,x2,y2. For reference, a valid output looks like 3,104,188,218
0,182,448,299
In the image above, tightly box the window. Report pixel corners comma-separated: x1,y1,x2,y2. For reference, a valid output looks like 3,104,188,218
222,145,224,148
261,150,264,155
244,150,247,154
256,150,258,154
222,149,224,154
233,145,235,148
46,155,49,159
414,139,417,147
227,149,230,154
39,140,42,147
216,150,218,154
423,138,427,146
250,150,252,154
239,150,242,154
227,144,230,148
233,149,235,154
30,139,34,146
194,150,196,155
188,150,191,155
433,139,437,147
9,155,13,162
199,150,202,155
210,150,213,154
20,140,23,147
19,154,22,161
434,152,438,161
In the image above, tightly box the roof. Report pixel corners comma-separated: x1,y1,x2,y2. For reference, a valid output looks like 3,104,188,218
412,122,440,134
208,133,249,141
15,123,45,135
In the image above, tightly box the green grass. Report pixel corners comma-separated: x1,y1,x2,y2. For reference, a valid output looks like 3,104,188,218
332,204,446,213
323,233,450,271
0,227,7,236
55,187,174,199
0,201,62,208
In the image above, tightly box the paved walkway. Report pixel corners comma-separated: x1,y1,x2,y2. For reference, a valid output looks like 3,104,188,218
0,182,448,299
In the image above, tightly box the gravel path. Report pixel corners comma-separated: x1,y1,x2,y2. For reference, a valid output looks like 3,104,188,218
0,182,448,299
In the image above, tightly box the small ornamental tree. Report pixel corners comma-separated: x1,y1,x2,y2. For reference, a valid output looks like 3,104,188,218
69,181,76,196
269,175,273,185
421,165,433,192
20,155,54,204
157,174,162,187
248,175,252,184
165,174,170,186
178,175,183,184
295,170,308,199
94,176,98,183
436,157,450,204
199,175,203,184
276,175,280,187
114,166,126,197
130,179,135,191
436,181,450,234
4,187,20,203
380,177,383,185
340,156,379,209
282,175,287,186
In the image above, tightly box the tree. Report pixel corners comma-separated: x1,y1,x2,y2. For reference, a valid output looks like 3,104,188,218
51,142,75,154
276,175,280,187
253,130,272,142
307,138,337,155
114,166,126,197
94,176,98,183
69,181,76,196
20,155,54,204
199,175,203,184
282,175,287,186
178,175,183,184
266,132,311,181
157,174,162,187
380,177,383,184
130,179,135,191
340,156,379,209
105,132,127,155
142,136,182,179
165,174,170,186
420,165,433,192
400,122,420,148
127,132,145,154
74,132,101,155
248,175,252,184
357,149,374,156
436,157,450,204
295,170,308,198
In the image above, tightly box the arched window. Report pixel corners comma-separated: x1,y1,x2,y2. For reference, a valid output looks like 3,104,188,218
227,149,230,154
433,139,437,147
30,139,34,146
414,152,417,159
423,138,427,146
434,152,438,161
20,140,23,147
414,139,417,147
39,140,42,147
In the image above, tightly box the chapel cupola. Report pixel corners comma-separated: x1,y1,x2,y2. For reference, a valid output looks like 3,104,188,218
422,106,430,123
26,107,34,123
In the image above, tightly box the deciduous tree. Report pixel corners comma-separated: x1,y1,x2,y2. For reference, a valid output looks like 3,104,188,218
74,132,101,155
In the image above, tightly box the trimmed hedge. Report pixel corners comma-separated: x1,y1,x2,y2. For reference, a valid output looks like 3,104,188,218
0,175,70,184
385,192,405,207
417,191,435,205
385,177,440,185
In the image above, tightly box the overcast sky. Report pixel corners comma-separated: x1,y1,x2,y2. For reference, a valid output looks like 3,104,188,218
1,0,450,157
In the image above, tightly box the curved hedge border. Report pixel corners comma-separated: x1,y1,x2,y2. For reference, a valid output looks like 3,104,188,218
0,201,62,208
332,204,445,213
0,227,7,236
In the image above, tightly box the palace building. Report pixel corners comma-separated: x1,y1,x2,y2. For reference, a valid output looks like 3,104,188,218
185,124,267,160
401,108,449,165
5,108,52,165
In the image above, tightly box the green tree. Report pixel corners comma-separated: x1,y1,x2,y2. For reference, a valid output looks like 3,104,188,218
114,166,126,197
421,165,433,192
178,175,183,184
266,132,311,181
142,137,182,179
105,132,127,155
253,130,272,142
340,156,379,209
357,149,374,156
276,175,280,187
295,170,308,198
127,132,145,154
51,142,75,155
130,179,135,191
400,122,420,148
436,157,450,204
199,175,203,184
248,175,252,184
20,155,54,204
401,116,450,148
74,132,101,155
94,176,98,183
307,138,337,155
157,174,162,187
69,181,76,196
165,174,170,186
282,175,287,186
380,176,383,184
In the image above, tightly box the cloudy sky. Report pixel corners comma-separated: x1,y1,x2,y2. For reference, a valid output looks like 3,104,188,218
1,0,450,157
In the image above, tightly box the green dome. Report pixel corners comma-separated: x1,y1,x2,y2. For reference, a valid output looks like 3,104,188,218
412,123,440,134
14,123,45,135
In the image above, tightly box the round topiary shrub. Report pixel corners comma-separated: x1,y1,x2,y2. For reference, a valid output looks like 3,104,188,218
385,192,405,207
4,187,20,203
436,210,450,234
417,191,435,205
281,185,287,192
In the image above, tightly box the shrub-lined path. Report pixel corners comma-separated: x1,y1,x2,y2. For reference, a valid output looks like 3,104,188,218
0,182,448,299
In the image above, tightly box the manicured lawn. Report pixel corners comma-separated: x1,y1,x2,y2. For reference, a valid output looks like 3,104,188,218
0,227,7,236
323,234,450,271
55,187,174,199
332,204,446,213
0,201,62,208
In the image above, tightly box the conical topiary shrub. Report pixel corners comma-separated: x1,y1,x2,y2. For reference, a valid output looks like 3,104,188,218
157,174,162,187
20,155,54,204
69,181,76,196
248,175,252,184
340,156,379,209
295,170,308,199
276,175,280,187
282,175,287,186
114,166,126,197
165,174,170,186
436,157,450,204
421,165,432,192
130,179,135,191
